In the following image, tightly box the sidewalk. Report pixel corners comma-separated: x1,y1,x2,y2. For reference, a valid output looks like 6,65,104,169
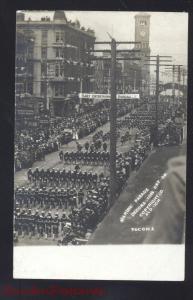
14,110,134,188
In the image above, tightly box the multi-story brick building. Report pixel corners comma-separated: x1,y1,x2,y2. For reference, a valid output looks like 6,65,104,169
16,10,95,117
15,27,41,129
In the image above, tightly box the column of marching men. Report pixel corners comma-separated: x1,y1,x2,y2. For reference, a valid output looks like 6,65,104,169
15,99,134,172
14,100,184,244
14,170,110,244
14,133,151,245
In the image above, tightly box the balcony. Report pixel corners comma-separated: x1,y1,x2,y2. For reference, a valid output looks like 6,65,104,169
15,72,33,78
41,75,78,82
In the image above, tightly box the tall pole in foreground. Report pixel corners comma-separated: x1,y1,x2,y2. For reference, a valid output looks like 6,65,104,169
178,65,181,105
145,55,172,147
155,55,160,147
88,40,141,207
109,38,117,205
172,65,175,107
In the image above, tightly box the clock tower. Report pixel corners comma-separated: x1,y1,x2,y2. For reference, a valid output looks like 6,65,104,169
135,13,151,96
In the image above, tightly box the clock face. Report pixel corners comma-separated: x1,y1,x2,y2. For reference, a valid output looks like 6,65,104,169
140,30,146,37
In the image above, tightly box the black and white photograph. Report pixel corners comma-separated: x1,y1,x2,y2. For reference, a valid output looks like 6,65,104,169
13,10,188,280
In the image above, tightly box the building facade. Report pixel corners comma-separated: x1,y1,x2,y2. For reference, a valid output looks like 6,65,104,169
122,12,151,96
16,11,95,117
15,28,41,129
94,53,123,94
134,12,151,96
94,13,151,96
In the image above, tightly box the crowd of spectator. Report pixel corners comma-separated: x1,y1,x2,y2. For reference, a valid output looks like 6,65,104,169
14,98,185,245
15,99,135,172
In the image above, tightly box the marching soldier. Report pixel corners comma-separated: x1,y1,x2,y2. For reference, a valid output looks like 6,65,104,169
59,150,64,162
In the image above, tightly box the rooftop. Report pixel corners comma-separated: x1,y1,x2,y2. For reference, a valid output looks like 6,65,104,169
53,10,67,23
135,12,151,18
16,11,95,37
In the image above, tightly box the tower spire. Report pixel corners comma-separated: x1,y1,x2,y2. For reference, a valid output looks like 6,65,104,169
53,10,67,23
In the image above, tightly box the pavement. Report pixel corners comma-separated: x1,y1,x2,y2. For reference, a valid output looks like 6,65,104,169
88,136,186,245
14,110,136,189
15,110,187,246
14,110,138,246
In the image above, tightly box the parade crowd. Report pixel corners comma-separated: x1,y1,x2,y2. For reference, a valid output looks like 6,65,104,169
15,99,133,172
14,98,185,245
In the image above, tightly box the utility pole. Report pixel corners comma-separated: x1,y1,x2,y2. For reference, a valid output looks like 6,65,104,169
88,40,141,206
182,68,187,104
80,78,83,94
182,67,187,119
178,65,181,105
46,61,49,111
172,65,175,107
145,55,172,146
164,64,183,108
155,55,160,146
134,70,137,91
110,38,117,205
182,68,185,100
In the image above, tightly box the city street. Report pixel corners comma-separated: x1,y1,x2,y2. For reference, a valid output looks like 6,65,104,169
14,10,187,248
14,109,137,189
16,133,186,246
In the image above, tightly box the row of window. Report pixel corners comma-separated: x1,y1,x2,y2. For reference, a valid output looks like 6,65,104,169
135,43,149,49
15,81,33,95
41,47,93,61
41,47,93,62
41,29,93,50
55,47,78,61
63,31,93,50
41,81,93,97
41,63,94,78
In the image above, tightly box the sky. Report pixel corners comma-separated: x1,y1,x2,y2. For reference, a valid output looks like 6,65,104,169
23,11,188,82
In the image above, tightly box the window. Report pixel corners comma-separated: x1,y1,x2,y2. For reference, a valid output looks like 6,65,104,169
27,81,33,95
41,63,47,76
41,47,47,59
56,32,60,42
15,82,24,95
27,46,34,59
55,64,63,77
55,31,64,43
55,64,59,77
56,48,64,58
55,84,64,96
56,48,59,58
142,43,148,49
140,20,147,26
42,30,48,44
41,82,46,96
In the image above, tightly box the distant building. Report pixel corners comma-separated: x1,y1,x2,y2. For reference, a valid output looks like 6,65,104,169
15,27,34,98
134,12,151,96
94,52,123,93
15,28,40,130
16,10,95,117
122,12,151,96
94,13,151,97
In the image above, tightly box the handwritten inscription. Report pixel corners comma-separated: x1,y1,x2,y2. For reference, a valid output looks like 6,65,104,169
120,173,167,223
